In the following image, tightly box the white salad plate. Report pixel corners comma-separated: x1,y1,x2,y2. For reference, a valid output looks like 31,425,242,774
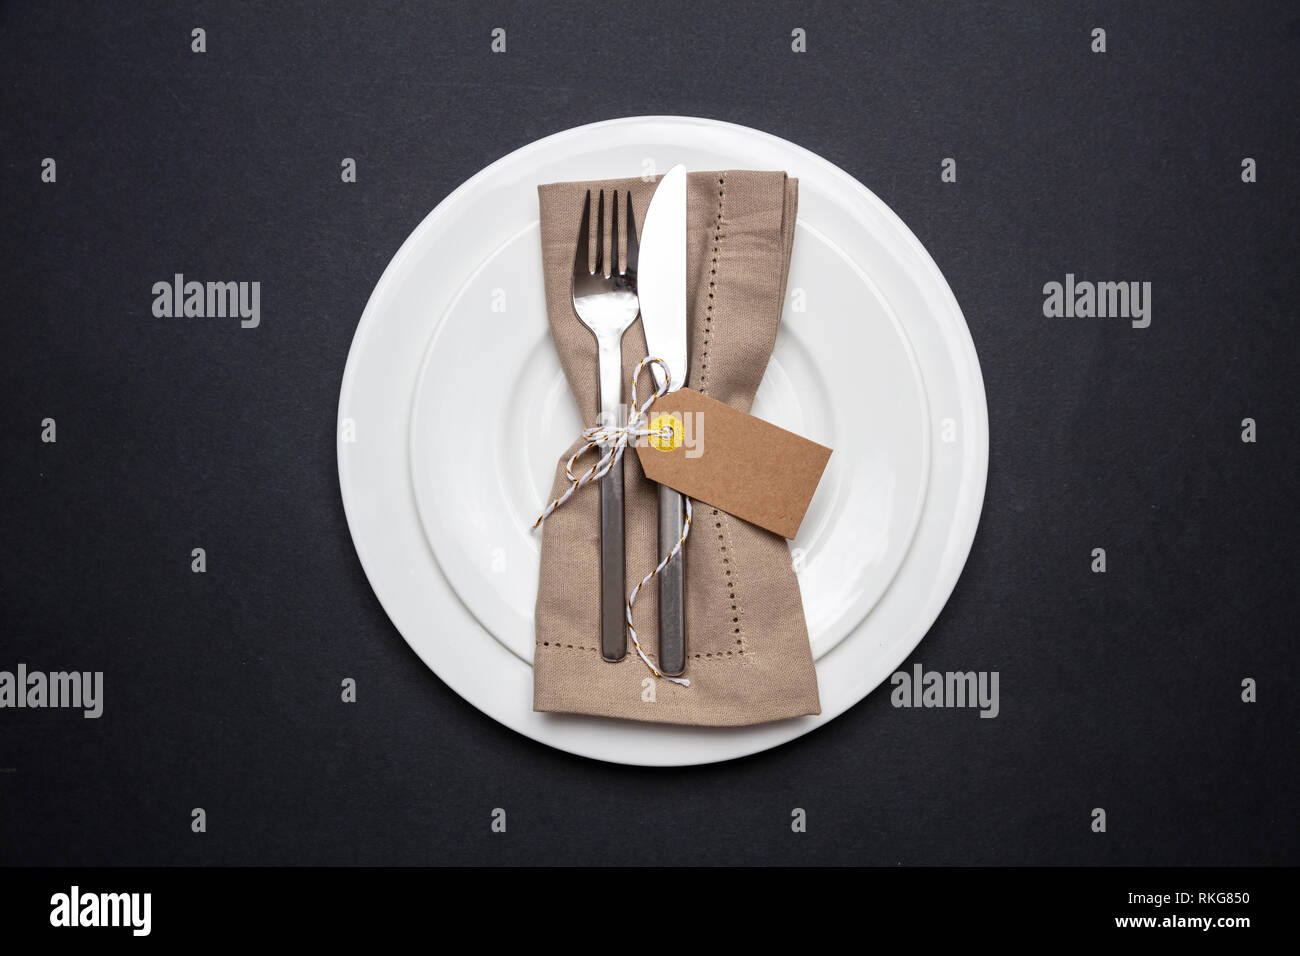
338,116,988,766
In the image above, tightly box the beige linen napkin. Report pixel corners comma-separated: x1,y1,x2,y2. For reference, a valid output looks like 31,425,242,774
533,170,820,726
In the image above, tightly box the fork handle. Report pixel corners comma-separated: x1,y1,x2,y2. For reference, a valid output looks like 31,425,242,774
596,334,627,662
599,457,626,661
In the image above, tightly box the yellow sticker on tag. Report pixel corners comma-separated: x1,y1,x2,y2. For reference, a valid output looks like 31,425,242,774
647,413,684,452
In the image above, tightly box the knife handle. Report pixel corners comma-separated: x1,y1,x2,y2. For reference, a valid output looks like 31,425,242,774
599,455,627,662
657,484,686,676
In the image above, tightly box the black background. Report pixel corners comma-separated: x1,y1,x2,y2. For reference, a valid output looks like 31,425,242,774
1,1,1296,867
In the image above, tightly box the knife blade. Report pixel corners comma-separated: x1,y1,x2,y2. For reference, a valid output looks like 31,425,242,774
637,164,689,676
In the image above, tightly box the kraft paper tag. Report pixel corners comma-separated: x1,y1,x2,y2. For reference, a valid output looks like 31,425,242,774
634,388,832,539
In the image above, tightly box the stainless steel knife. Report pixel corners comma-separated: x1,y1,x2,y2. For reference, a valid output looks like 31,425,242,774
637,164,689,676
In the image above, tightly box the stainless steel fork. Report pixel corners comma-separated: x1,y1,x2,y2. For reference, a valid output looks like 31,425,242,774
571,189,640,662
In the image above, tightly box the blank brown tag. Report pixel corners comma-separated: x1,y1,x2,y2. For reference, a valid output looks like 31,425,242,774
634,388,832,539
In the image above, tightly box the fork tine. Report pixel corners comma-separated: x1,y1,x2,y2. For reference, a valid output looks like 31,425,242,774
573,190,592,277
594,190,605,277
611,191,620,276
622,190,638,273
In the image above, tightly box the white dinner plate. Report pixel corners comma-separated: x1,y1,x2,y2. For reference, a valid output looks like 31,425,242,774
338,116,988,766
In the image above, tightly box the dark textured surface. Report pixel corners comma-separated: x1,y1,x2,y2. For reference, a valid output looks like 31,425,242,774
1,1,1296,866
